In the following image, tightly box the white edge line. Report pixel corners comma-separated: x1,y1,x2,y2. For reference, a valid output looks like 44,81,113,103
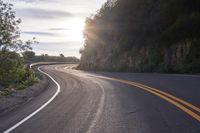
4,65,61,133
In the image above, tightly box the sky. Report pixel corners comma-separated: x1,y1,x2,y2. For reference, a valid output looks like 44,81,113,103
6,0,107,58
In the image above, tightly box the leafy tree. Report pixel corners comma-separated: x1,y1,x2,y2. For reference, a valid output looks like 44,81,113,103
0,51,24,87
0,0,32,51
0,0,38,67
0,0,38,93
60,54,64,58
22,51,36,60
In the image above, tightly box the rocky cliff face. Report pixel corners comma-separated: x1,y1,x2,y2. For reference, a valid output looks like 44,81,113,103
78,0,200,73
79,39,200,73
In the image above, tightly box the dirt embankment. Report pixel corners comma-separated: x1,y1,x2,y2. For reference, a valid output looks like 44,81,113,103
0,66,50,116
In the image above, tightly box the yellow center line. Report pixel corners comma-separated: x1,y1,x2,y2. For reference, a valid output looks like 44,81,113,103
130,81,200,113
92,75,200,122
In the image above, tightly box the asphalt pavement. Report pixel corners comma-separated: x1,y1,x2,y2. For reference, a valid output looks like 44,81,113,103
0,64,199,133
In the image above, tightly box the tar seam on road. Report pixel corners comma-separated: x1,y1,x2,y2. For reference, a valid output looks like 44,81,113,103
86,81,105,133
91,75,200,123
3,66,61,133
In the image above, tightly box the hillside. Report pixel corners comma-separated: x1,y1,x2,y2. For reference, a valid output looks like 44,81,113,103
78,0,200,73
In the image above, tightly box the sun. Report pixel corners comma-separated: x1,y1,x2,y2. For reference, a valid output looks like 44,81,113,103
59,19,85,42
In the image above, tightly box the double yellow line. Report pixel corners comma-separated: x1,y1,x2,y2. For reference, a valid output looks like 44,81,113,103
93,75,200,122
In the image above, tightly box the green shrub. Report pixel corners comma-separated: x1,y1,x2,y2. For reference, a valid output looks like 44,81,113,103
0,51,38,94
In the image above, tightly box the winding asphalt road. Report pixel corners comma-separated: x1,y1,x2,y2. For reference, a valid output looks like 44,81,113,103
0,64,200,133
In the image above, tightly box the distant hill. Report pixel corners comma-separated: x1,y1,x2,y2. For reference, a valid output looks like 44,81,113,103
30,55,80,63
23,51,80,63
78,0,200,73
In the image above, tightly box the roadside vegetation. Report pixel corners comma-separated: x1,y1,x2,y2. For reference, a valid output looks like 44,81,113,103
0,0,38,96
79,0,200,73
23,51,80,63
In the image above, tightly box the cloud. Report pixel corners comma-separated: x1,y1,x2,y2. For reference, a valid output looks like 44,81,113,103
22,31,57,36
16,7,73,19
7,0,107,57
9,0,57,3
14,0,34,3
32,41,82,57
40,41,82,46
48,28,69,31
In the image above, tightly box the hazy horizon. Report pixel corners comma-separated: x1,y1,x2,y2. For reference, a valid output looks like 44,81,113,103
7,0,107,58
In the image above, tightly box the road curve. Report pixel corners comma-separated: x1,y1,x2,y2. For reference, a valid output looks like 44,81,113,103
0,64,200,133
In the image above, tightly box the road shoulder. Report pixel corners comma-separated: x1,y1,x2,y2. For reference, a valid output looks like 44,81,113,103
0,66,50,116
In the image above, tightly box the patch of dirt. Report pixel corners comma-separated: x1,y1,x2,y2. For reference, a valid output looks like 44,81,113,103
0,67,50,116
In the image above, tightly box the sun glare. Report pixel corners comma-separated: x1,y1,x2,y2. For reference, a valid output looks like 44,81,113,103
59,19,85,42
